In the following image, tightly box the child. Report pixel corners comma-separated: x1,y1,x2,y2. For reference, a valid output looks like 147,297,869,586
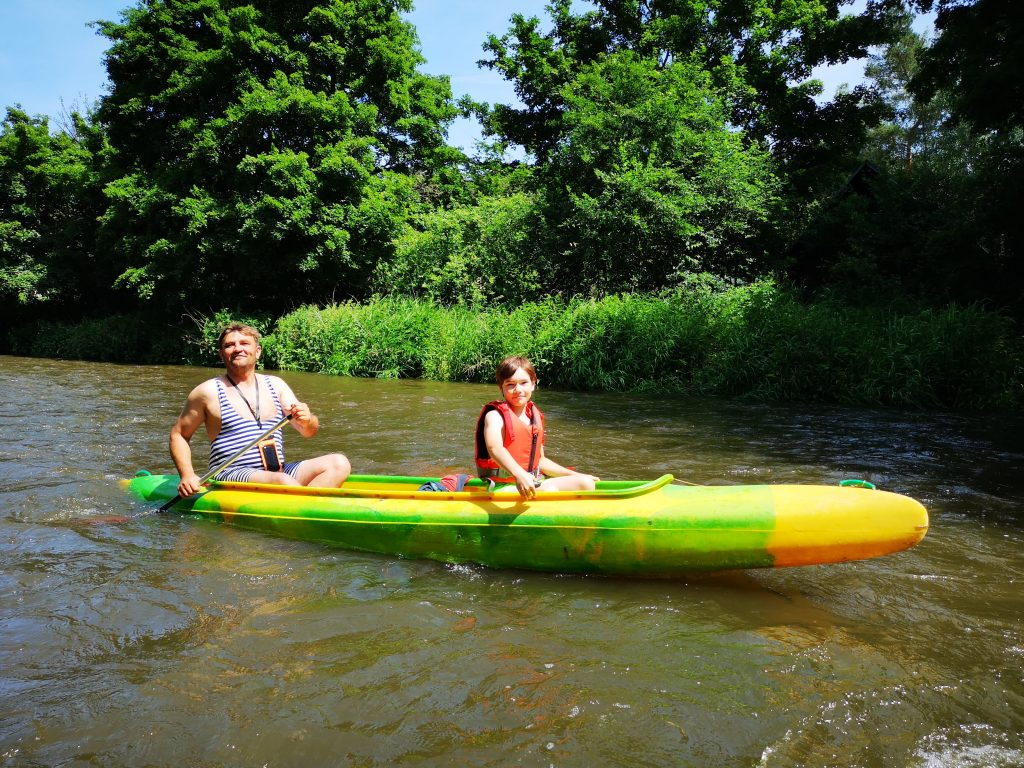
474,355,599,498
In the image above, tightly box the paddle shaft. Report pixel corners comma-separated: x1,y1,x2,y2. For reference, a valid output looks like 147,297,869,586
159,413,292,512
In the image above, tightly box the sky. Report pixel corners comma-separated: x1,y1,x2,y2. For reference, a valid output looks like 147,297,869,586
0,0,930,151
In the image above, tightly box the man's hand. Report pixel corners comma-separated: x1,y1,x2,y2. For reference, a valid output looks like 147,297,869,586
286,400,319,437
177,471,202,497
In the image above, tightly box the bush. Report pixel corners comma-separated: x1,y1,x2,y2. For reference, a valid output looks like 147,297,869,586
8,286,1021,411
8,315,183,363
262,283,1022,410
374,193,541,306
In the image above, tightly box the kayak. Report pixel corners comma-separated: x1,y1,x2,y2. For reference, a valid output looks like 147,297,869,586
123,472,929,577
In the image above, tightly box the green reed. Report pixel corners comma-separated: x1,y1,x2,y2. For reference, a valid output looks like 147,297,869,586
256,282,1022,410
7,282,1021,410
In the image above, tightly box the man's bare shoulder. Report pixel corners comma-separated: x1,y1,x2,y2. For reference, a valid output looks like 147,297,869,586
186,376,221,404
263,374,296,400
262,373,289,389
173,377,221,433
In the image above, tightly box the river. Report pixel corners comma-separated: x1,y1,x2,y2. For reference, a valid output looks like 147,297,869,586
1,355,1022,767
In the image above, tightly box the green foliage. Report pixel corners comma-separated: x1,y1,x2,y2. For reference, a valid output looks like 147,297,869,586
538,52,779,291
94,0,463,313
269,298,437,378
530,289,720,392
788,141,1024,315
375,191,542,306
863,24,946,169
418,305,510,382
913,0,1023,135
477,0,900,173
6,315,182,363
9,288,1021,410
0,108,108,323
246,286,1024,410
384,51,780,304
468,0,911,288
695,286,1022,410
790,8,1024,316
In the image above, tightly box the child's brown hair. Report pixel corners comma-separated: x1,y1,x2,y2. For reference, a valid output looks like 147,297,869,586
495,355,537,385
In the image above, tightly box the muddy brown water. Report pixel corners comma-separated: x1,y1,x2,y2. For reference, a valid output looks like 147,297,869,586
1,355,1022,767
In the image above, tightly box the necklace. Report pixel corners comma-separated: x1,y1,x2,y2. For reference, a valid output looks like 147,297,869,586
225,374,261,427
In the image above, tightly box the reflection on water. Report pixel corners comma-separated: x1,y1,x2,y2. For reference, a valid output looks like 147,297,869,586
1,355,1022,767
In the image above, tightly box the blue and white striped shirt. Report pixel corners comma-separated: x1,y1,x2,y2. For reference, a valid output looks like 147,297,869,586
208,376,286,472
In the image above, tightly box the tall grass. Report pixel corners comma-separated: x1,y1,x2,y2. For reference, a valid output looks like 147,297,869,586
7,283,1022,410
256,281,1023,410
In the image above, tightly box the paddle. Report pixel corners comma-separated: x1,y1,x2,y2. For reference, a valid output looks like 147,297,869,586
159,413,292,512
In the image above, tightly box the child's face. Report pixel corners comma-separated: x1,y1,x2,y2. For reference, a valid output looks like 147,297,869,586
500,367,535,408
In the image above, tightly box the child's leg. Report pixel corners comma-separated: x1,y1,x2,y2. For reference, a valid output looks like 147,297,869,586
538,475,596,492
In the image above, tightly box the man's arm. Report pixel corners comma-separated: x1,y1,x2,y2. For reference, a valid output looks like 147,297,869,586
170,383,209,496
272,377,319,438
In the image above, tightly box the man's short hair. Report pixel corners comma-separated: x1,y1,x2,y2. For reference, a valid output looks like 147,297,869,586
217,323,261,349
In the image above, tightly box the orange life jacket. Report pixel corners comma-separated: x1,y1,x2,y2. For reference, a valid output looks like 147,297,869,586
474,400,545,482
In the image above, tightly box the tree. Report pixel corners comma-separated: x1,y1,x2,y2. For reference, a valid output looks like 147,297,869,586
95,0,463,313
912,0,1022,135
377,190,542,306
787,4,1023,314
863,25,945,169
463,0,917,292
383,51,778,303
536,52,778,293
909,0,1023,313
0,107,107,327
476,0,905,173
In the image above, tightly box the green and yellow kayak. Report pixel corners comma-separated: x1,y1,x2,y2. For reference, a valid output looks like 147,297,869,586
123,473,928,576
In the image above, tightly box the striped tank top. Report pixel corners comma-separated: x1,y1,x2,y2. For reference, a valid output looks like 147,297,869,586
208,376,286,472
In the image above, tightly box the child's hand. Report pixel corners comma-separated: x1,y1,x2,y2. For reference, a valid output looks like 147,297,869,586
515,471,537,500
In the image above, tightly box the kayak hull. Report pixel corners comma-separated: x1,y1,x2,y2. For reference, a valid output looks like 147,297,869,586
123,473,929,576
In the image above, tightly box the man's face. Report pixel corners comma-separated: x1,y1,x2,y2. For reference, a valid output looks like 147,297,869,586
219,331,260,366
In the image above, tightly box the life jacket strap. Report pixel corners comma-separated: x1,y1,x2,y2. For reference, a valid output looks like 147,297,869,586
526,423,540,477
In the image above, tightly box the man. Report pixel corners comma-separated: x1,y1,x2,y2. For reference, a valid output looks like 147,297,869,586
170,323,350,498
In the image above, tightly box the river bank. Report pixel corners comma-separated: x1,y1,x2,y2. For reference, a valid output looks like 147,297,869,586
6,282,1022,410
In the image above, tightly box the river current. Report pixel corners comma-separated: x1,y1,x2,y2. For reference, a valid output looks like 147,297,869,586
1,355,1022,767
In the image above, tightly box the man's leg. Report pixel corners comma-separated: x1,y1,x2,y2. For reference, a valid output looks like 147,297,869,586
292,453,351,487
241,469,302,486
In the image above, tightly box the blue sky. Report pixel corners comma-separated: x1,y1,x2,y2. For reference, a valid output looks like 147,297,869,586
0,1,926,150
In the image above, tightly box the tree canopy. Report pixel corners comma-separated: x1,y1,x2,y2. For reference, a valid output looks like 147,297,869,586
1,0,1021,338
0,108,106,325
912,0,1022,134
788,4,1022,312
533,51,778,293
94,0,462,312
476,0,906,173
